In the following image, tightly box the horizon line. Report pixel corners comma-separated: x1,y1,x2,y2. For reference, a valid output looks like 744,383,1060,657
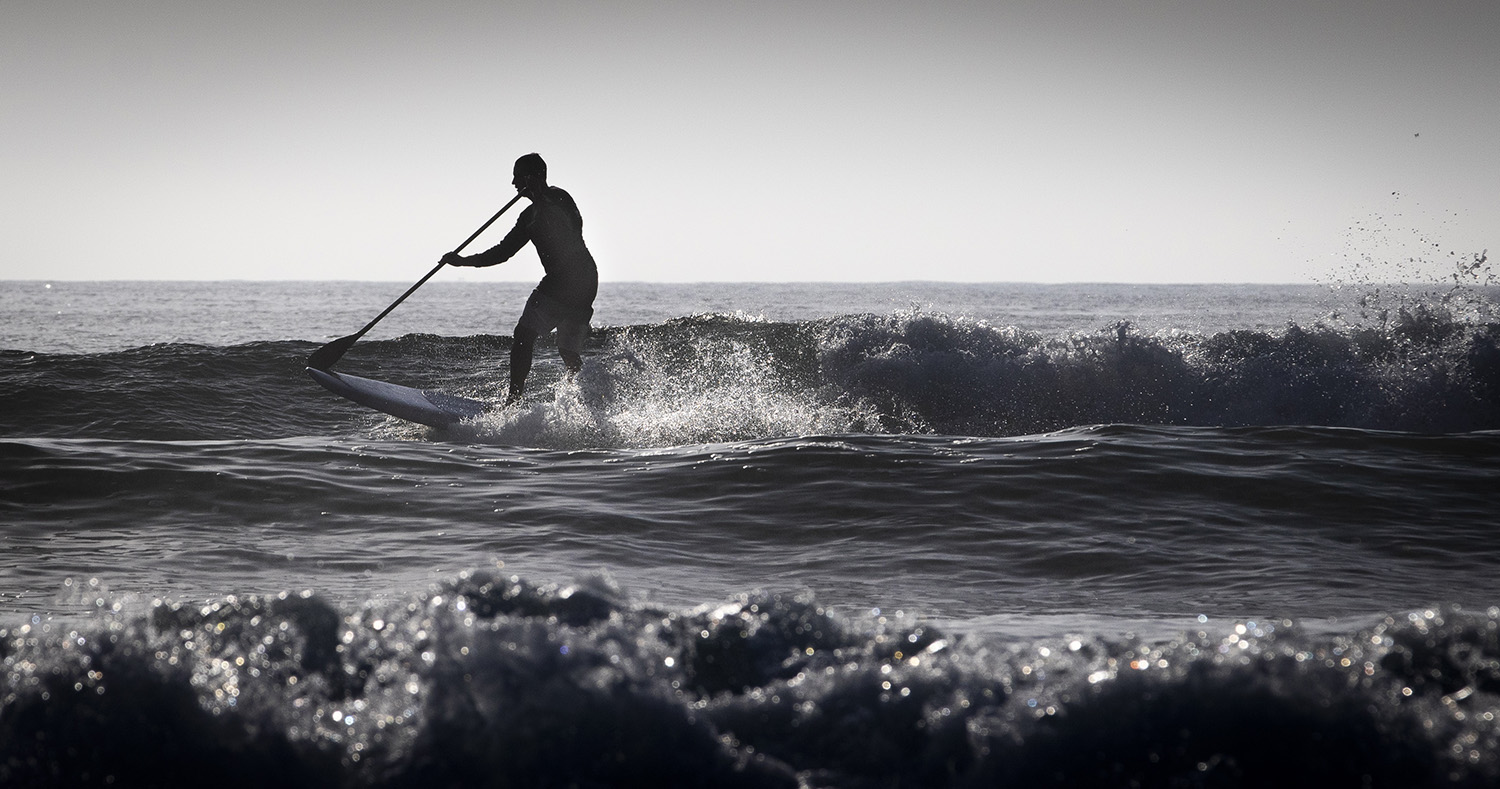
4,278,1368,287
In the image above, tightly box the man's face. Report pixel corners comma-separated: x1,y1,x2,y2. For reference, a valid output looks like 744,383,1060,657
513,172,540,196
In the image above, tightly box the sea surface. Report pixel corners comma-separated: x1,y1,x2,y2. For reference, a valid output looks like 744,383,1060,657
2,279,1499,787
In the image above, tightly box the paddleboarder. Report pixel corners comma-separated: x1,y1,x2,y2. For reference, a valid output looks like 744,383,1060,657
442,153,599,405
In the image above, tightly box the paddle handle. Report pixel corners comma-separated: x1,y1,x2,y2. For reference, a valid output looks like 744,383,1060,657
349,192,525,339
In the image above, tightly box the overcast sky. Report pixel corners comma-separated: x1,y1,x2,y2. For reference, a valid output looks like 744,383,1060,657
4,0,1496,283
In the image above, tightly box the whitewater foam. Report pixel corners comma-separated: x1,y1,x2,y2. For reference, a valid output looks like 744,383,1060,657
7,576,1500,786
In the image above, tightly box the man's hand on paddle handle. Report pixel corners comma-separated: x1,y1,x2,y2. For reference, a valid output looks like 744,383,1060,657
441,251,468,267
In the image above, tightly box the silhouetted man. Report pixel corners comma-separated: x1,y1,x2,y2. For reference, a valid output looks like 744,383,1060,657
443,153,598,405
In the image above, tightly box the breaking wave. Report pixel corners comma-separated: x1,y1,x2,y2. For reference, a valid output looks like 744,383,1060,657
3,290,1497,446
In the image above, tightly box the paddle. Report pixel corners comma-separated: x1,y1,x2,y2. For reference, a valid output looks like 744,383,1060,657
306,193,524,370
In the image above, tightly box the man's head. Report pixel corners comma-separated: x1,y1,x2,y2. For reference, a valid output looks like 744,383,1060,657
512,153,547,197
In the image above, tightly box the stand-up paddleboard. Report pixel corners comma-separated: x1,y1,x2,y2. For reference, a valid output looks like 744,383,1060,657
307,367,489,428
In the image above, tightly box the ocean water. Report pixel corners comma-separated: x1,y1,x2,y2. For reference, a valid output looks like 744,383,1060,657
2,279,1499,787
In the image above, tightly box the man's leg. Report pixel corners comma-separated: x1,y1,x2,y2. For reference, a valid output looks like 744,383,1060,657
556,319,588,376
508,325,538,405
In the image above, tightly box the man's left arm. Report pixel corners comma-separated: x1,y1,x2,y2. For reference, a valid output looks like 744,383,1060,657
443,208,533,267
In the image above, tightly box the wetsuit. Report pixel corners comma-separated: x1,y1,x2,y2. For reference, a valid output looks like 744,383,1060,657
454,185,597,402
467,185,598,319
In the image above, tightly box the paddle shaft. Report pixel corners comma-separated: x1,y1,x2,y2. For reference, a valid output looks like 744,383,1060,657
307,193,524,369
344,192,523,341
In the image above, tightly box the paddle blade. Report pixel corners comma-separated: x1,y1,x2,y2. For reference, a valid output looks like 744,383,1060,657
307,334,359,370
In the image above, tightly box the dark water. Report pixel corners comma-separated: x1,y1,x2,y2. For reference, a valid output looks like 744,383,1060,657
3,282,1500,786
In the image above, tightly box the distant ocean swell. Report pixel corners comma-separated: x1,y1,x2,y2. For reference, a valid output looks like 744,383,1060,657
4,579,1500,787
2,309,1497,443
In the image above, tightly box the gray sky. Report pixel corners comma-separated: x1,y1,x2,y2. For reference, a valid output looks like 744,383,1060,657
4,0,1496,282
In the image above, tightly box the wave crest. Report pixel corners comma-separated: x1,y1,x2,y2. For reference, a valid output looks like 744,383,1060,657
2,292,1496,444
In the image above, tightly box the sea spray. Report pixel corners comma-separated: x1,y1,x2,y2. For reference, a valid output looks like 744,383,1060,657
453,314,882,447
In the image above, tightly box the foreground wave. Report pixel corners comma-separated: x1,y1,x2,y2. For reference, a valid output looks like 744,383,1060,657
4,575,1499,787
3,308,1498,444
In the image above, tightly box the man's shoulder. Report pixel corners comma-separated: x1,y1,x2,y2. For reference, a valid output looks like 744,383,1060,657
542,187,582,220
